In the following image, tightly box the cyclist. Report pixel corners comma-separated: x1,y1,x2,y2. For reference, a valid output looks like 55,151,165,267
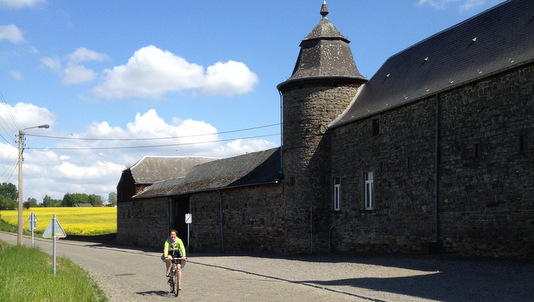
163,229,186,289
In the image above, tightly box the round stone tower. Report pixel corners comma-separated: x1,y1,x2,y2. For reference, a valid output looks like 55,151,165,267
276,1,367,253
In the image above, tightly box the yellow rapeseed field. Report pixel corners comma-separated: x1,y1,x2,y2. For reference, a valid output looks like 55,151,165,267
0,207,116,235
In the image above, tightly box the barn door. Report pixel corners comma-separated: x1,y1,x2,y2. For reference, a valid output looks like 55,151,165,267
172,196,190,248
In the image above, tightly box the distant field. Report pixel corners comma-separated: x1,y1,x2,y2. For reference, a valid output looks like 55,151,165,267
0,207,116,235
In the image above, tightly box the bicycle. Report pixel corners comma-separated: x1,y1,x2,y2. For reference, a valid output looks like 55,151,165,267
167,257,185,297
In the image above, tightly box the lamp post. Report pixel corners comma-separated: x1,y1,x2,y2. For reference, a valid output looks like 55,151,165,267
17,124,50,246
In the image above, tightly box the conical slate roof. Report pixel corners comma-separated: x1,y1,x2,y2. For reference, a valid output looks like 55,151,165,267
278,1,366,89
302,15,348,43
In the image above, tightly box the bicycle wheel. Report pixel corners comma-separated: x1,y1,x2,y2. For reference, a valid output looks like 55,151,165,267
168,273,173,293
172,267,179,297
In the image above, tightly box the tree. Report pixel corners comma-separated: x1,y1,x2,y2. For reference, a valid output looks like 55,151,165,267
61,193,93,207
0,182,18,201
108,192,117,206
61,193,73,207
42,195,61,207
0,195,16,210
23,201,31,209
0,183,18,210
89,194,103,207
27,197,38,208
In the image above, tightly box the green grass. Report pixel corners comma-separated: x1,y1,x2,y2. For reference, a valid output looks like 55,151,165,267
0,214,57,239
0,240,107,301
0,219,19,233
0,219,42,239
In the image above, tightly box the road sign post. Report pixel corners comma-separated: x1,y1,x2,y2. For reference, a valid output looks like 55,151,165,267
185,213,192,255
27,212,37,248
42,214,67,276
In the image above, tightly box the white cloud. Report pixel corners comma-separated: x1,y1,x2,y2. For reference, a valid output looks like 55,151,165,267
93,46,204,99
0,24,25,44
417,0,490,11
458,0,487,12
418,0,452,9
224,138,278,155
40,56,61,72
124,110,219,146
201,61,259,96
10,70,22,79
0,0,45,9
41,47,109,85
54,161,124,180
93,45,258,99
62,64,98,85
67,47,109,65
0,102,55,130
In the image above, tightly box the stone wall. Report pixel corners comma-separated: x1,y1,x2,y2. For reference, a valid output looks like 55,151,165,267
117,197,169,248
438,64,534,256
330,95,437,254
329,64,534,256
189,184,284,253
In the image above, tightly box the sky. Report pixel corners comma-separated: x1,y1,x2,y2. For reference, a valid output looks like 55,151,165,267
0,0,506,203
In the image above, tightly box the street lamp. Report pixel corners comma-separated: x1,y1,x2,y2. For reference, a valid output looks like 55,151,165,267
17,124,50,246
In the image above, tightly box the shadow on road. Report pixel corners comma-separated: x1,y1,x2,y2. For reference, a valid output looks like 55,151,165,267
136,290,170,297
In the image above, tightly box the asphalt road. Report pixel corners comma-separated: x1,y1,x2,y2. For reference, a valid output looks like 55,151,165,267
1,232,533,302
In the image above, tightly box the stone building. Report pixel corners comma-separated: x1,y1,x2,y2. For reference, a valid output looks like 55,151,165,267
117,0,533,257
116,156,214,246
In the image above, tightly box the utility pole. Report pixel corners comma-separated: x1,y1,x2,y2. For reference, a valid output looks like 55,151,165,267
17,124,49,246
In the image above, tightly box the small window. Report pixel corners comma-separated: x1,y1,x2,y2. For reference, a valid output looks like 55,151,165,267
406,156,412,170
518,134,527,152
364,172,374,210
333,177,341,211
371,119,380,136
473,143,480,158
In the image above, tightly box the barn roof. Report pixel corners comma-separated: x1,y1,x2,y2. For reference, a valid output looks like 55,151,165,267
126,156,215,184
332,0,534,127
133,148,282,198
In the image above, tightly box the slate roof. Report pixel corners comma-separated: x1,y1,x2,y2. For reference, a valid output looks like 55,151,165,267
134,148,282,198
277,2,366,90
127,156,215,184
332,0,534,127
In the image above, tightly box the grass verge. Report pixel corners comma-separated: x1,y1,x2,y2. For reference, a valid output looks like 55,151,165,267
0,240,107,301
0,219,42,239
0,219,17,233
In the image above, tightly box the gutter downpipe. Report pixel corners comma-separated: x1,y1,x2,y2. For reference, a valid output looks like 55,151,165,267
218,189,225,253
279,90,284,172
434,93,441,247
310,205,313,254
168,198,172,232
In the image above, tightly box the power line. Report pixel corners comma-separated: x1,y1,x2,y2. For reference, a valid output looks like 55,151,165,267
0,93,20,146
2,159,18,183
0,133,16,147
28,133,280,151
0,146,19,183
0,92,20,135
25,123,281,141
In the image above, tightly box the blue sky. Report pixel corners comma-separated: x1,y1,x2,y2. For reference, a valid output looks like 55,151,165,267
0,0,505,202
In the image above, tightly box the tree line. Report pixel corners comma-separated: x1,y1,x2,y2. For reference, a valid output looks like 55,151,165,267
0,182,117,210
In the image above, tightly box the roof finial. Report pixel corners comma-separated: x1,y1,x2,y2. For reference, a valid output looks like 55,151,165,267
320,0,329,18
